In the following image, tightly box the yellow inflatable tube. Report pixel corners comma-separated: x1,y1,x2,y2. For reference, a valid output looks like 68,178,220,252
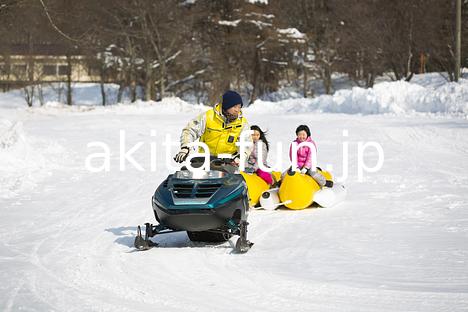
278,169,333,210
240,171,282,207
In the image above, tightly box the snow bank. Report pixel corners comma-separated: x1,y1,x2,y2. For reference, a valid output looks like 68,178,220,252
1,73,467,117
0,88,27,109
108,97,209,115
0,118,67,198
0,83,123,108
248,76,468,116
25,96,210,115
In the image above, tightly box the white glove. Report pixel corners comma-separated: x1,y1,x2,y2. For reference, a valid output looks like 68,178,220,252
232,153,241,166
174,147,190,163
300,167,308,174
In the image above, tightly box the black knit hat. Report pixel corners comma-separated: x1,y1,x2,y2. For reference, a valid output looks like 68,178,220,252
222,90,243,110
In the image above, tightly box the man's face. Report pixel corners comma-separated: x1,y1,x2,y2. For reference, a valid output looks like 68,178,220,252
226,104,241,117
224,104,242,121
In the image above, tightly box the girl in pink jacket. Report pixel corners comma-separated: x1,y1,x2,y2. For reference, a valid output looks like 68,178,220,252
289,125,328,187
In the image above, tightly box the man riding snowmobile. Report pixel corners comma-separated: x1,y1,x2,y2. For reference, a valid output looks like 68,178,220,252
174,90,253,166
134,91,255,253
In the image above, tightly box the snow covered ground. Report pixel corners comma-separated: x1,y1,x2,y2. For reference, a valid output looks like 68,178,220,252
1,75,468,311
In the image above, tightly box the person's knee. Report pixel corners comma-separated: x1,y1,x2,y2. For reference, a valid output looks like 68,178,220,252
310,171,326,187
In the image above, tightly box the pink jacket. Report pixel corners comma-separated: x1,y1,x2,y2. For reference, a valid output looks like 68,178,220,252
289,137,317,169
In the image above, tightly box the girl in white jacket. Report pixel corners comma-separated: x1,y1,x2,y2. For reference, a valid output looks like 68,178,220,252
246,125,273,185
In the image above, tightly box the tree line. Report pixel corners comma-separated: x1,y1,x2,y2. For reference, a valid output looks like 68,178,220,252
0,0,466,105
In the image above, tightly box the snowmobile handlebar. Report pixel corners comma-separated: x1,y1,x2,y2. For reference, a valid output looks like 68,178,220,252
189,156,235,166
186,156,238,174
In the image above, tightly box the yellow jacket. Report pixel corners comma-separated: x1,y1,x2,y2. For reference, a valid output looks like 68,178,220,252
180,103,252,158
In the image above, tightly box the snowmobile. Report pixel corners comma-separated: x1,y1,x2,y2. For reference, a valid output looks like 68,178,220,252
134,157,253,253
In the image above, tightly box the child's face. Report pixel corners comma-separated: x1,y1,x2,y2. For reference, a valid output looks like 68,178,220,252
296,130,308,142
252,130,261,142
